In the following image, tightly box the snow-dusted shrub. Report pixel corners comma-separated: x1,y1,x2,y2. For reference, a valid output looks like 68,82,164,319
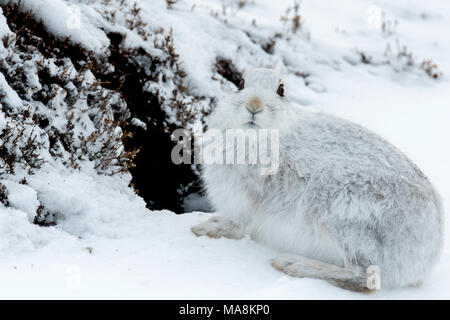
33,203,56,227
280,0,303,35
0,0,212,214
351,11,442,80
213,58,243,88
0,3,135,176
0,116,44,175
354,42,442,79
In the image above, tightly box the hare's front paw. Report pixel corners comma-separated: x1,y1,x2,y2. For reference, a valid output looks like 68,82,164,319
191,216,243,239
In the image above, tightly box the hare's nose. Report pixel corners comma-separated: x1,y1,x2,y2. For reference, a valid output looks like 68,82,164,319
245,96,264,114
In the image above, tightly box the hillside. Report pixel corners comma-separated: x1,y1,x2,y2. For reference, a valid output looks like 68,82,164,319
0,0,449,298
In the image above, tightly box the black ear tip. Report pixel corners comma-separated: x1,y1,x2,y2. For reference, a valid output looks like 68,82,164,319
277,83,285,97
239,79,245,90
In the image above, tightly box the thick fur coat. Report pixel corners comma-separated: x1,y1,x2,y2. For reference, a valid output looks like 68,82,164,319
194,69,444,290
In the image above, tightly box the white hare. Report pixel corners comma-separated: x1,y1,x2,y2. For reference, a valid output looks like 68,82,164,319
191,68,444,291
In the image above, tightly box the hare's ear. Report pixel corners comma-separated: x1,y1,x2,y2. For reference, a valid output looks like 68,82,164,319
238,79,245,90
277,83,285,97
241,69,248,82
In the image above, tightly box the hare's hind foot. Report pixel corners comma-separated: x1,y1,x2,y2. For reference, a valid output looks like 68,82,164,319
271,254,376,292
191,216,244,239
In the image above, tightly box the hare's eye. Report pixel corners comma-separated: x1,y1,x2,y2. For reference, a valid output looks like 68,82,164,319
238,79,245,90
277,83,284,97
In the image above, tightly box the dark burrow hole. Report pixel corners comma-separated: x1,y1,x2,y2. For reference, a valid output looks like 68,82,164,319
94,32,202,213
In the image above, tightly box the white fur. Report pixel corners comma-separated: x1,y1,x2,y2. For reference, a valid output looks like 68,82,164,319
199,68,444,289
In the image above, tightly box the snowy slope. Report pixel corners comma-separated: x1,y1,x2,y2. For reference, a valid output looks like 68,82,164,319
0,0,449,299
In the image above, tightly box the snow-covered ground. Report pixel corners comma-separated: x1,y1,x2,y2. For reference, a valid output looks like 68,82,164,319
1,0,449,299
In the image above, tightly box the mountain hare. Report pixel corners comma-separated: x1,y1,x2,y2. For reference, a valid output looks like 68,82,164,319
191,68,444,291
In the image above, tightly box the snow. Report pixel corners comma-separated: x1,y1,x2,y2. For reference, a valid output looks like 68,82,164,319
0,0,110,52
1,0,450,299
0,72,22,109
2,180,39,222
